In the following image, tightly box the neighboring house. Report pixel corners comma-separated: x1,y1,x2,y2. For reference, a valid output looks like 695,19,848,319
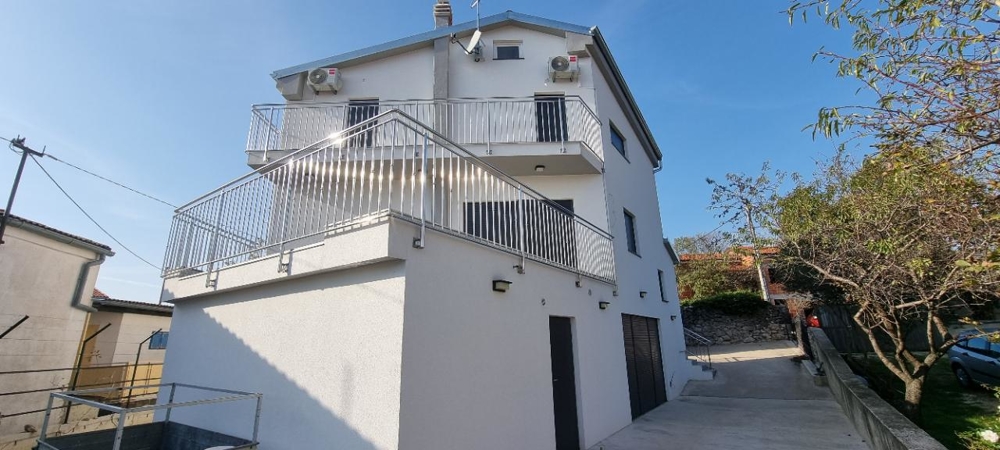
0,210,114,436
85,290,173,367
158,4,700,449
675,246,801,303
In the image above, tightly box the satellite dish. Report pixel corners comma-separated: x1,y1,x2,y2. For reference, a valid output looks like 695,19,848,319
550,56,571,72
465,29,482,54
308,68,329,84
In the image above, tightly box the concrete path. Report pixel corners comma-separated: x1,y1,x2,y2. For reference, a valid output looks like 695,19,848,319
590,341,869,450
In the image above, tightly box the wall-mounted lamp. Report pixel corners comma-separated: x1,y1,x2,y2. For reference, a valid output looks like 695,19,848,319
639,291,648,298
598,301,611,310
492,279,512,293
535,165,546,173
670,315,677,321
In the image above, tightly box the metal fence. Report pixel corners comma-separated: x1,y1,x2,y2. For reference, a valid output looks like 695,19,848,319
246,96,604,162
163,109,616,284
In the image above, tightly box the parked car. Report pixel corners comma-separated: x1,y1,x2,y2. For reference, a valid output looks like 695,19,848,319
948,331,1000,388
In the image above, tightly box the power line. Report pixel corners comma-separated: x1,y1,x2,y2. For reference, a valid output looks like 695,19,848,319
44,154,178,208
28,155,162,271
2,135,177,209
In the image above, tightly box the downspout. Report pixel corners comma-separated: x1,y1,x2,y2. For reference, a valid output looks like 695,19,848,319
71,254,105,312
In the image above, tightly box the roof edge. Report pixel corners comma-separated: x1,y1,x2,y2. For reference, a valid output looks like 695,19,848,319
2,211,114,256
271,10,592,80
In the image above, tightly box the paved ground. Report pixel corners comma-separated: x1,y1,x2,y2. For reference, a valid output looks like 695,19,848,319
590,341,869,450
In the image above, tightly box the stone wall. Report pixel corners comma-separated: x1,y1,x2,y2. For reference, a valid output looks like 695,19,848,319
682,304,791,345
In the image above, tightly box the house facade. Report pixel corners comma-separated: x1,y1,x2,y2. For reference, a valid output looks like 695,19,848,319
86,291,173,367
158,4,701,449
0,210,114,436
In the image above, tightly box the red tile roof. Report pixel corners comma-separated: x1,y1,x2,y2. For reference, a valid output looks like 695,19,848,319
92,288,109,299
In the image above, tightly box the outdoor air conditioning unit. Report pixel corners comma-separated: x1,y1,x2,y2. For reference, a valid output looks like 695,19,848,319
548,55,579,82
307,67,343,93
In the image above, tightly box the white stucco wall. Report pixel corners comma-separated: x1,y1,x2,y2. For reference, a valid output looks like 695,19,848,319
87,311,123,366
591,62,690,395
159,260,406,450
299,47,435,102
0,226,103,436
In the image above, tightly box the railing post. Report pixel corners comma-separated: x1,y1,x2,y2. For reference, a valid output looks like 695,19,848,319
262,107,275,163
205,193,226,288
38,394,54,446
516,188,526,274
414,132,427,248
486,100,492,155
112,409,126,450
165,382,177,423
253,394,263,443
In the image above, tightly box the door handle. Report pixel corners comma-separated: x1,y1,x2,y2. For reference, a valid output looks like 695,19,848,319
553,378,559,382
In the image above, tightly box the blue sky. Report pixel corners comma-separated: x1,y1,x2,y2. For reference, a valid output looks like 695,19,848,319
0,1,863,301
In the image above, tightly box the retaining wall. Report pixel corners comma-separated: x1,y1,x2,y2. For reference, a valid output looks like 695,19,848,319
807,328,947,450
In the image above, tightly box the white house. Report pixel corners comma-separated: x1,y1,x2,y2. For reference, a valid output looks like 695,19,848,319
158,3,703,449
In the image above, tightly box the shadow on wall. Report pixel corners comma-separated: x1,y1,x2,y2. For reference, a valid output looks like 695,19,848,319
158,270,400,450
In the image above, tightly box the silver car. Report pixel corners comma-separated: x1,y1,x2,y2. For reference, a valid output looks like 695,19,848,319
948,331,1000,388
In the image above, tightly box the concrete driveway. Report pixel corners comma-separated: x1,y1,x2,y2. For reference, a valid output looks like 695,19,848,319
590,341,868,450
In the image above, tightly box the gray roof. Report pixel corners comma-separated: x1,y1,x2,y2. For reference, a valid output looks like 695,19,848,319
271,11,591,79
270,10,662,165
92,297,173,316
1,209,114,256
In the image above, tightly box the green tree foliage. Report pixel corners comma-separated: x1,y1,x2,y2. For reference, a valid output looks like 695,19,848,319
681,291,770,316
788,0,1000,187
673,233,758,300
775,148,1000,421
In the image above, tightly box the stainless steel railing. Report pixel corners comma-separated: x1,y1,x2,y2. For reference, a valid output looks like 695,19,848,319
683,328,713,369
164,109,616,284
246,96,604,162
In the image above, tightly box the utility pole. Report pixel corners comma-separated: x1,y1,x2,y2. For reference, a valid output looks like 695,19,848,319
1,136,45,245
743,201,773,305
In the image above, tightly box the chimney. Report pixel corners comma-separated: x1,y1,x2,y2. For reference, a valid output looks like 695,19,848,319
434,0,453,28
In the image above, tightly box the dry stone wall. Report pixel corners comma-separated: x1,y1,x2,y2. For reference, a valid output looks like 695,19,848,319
682,304,792,344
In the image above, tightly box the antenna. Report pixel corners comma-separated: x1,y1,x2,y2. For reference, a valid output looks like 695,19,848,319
466,29,482,54
471,0,481,29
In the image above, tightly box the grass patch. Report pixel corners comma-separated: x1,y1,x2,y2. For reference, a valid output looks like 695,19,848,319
845,354,998,449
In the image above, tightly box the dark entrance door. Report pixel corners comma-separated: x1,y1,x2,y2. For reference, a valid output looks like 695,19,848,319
535,95,568,143
549,316,580,450
622,314,667,419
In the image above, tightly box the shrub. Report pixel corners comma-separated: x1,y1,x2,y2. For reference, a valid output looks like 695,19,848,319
682,291,769,316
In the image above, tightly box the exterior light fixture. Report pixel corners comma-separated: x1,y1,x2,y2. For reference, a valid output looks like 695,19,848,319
598,301,610,310
535,165,546,173
670,315,677,321
492,279,512,293
639,291,648,298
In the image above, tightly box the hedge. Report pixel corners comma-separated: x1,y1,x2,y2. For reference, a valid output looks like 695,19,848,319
681,291,769,316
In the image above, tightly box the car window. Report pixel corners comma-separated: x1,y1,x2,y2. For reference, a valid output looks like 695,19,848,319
967,338,990,354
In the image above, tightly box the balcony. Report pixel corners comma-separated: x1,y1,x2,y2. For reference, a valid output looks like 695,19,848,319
163,110,616,290
245,96,604,175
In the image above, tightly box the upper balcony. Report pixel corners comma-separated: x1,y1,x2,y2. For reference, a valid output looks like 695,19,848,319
245,96,604,176
163,109,615,299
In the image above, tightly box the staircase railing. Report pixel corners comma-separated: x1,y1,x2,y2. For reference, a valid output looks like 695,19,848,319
684,328,713,369
163,109,616,285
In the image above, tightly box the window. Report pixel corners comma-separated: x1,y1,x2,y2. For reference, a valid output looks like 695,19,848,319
494,40,522,60
624,209,638,255
658,269,667,302
535,94,568,143
610,122,627,158
149,331,169,350
346,99,379,147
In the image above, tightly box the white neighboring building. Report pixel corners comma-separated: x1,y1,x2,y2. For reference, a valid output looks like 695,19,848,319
0,210,114,436
158,4,702,449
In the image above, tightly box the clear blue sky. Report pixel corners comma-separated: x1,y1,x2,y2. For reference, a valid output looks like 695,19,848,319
0,1,862,302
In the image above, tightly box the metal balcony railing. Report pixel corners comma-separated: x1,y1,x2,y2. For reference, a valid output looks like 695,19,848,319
246,96,603,162
164,109,616,284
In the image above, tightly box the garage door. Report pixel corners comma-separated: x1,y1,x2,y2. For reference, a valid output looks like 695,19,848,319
622,314,667,419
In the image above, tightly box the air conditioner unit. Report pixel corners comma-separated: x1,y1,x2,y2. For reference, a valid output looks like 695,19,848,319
307,67,343,93
548,55,579,82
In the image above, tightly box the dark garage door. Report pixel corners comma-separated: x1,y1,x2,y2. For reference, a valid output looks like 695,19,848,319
622,314,667,419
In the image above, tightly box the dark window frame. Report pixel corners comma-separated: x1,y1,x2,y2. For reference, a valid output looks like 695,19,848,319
493,41,523,60
624,209,639,256
610,121,628,160
658,269,667,302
